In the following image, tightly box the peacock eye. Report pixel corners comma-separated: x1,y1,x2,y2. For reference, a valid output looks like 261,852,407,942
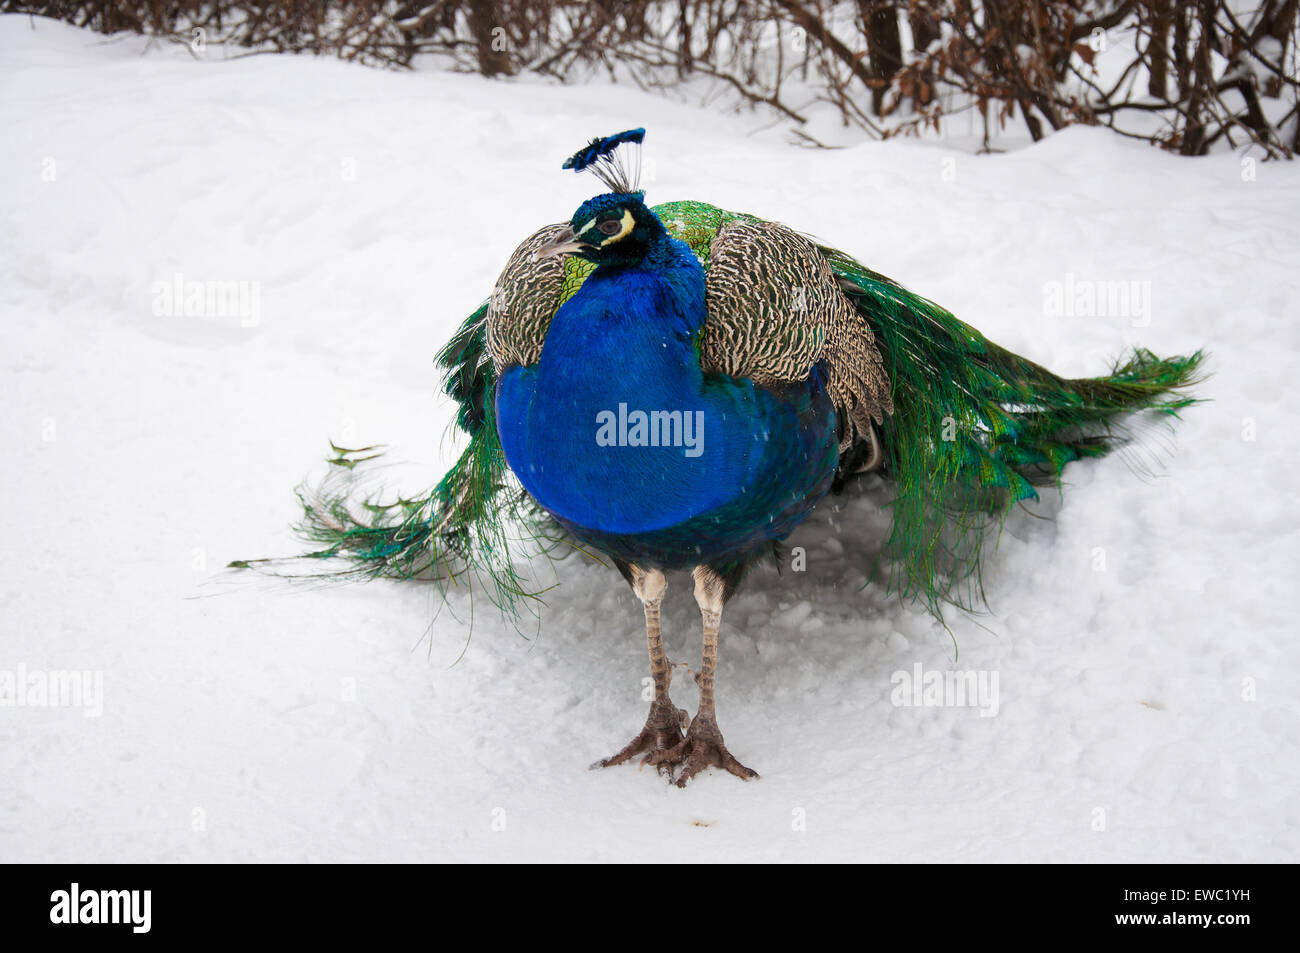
597,219,623,236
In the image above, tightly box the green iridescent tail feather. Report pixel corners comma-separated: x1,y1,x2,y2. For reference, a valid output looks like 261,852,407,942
823,245,1205,617
231,304,573,621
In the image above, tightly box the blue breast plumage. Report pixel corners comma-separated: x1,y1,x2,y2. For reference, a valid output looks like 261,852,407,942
493,232,839,569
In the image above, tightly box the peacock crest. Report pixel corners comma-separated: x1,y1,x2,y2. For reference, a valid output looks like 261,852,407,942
561,127,645,194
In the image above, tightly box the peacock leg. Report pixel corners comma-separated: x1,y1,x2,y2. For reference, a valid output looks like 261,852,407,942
594,565,688,771
649,565,759,787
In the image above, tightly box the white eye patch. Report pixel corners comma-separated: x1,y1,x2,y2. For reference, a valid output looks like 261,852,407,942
576,209,635,244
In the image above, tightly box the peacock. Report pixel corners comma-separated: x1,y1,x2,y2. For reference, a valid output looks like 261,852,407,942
241,129,1203,787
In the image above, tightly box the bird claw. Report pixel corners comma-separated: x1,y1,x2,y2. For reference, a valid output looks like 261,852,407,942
645,714,759,787
638,752,676,777
592,699,688,771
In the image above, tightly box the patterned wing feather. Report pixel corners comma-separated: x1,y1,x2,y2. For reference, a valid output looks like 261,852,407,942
485,223,569,370
701,218,893,452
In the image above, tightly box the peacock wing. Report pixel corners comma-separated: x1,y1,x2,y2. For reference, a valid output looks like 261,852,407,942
484,223,593,371
696,213,894,454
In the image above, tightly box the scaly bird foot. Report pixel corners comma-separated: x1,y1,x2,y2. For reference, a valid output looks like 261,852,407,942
647,713,759,787
592,698,689,774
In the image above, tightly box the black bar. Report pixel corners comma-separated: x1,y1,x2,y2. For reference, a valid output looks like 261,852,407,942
1,863,1281,940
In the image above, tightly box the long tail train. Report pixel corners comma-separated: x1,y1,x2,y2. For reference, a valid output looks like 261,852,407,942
231,303,572,621
823,245,1204,616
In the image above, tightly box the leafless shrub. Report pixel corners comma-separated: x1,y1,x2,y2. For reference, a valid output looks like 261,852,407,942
6,1,1296,156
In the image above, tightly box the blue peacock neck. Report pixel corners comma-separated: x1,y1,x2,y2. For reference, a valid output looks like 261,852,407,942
537,229,707,384
493,226,741,535
492,213,839,546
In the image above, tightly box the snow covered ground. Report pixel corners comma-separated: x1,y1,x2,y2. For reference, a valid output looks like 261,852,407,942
2,16,1299,863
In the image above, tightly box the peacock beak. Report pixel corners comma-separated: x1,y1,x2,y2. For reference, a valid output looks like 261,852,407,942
533,225,594,260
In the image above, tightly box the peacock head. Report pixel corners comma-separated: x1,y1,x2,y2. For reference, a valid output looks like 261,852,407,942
537,191,665,267
535,128,665,268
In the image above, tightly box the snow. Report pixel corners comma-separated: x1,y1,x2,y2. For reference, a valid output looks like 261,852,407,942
3,16,1299,862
